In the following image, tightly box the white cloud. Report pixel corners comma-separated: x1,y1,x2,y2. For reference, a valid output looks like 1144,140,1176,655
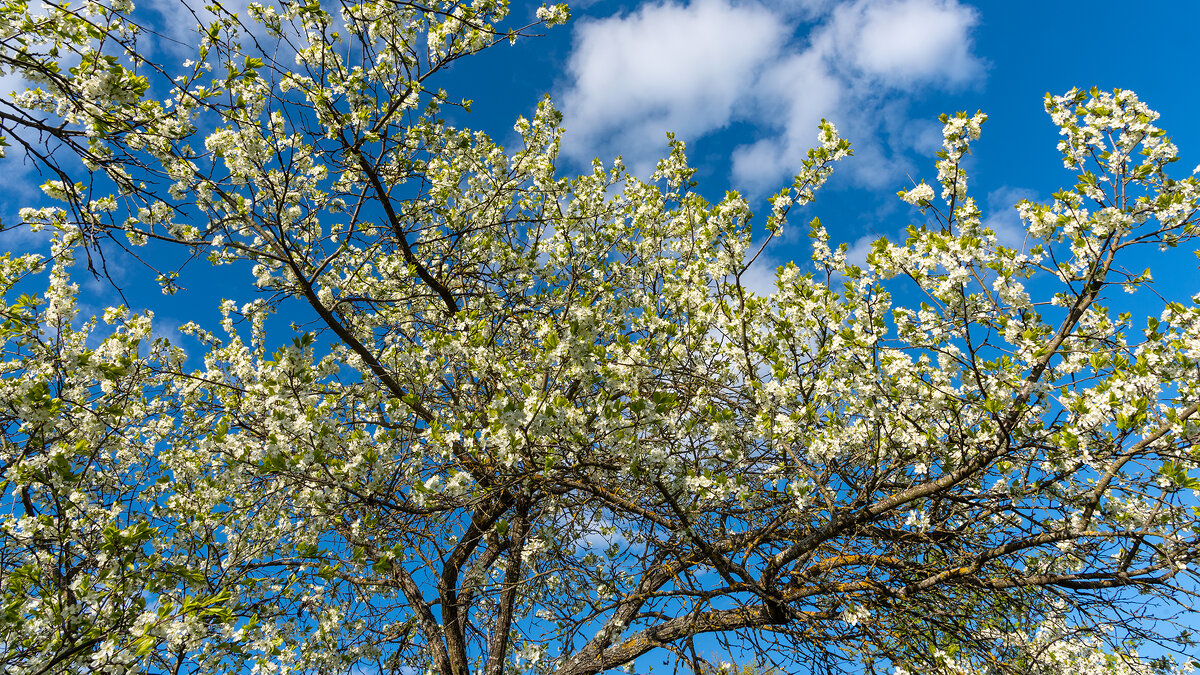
729,51,842,188
136,0,277,60
0,220,51,253
0,77,54,235
737,250,788,297
560,0,787,172
558,0,984,191
774,0,840,20
982,185,1037,251
843,232,884,270
839,0,981,85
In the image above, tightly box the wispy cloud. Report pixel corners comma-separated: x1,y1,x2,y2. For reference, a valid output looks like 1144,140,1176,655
982,185,1038,252
559,0,984,192
135,0,268,58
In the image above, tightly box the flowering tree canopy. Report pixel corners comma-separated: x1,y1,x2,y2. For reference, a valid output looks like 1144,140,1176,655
2,2,1199,675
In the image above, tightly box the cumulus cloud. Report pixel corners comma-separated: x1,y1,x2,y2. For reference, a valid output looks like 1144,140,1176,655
558,0,984,191
729,50,842,189
560,0,787,172
835,0,981,85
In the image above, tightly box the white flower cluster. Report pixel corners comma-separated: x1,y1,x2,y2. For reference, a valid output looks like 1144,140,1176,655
931,112,985,205
536,3,570,25
899,182,935,206
840,605,871,626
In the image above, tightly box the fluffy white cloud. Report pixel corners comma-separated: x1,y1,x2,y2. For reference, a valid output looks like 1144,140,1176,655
843,232,882,270
560,0,786,171
729,51,842,189
836,0,981,85
558,0,983,191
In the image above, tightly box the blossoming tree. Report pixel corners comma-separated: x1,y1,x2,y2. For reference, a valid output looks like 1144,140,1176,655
2,1,1199,674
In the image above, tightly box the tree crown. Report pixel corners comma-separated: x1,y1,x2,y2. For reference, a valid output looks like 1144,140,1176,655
1,3,1199,675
